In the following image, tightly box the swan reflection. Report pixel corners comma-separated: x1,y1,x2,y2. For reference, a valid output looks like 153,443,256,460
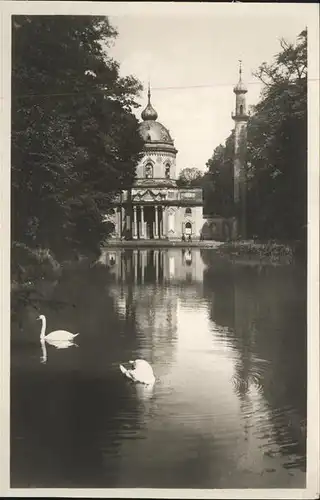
40,337,78,364
135,381,155,401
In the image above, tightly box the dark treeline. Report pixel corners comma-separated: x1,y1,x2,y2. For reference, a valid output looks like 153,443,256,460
179,30,307,244
11,16,144,275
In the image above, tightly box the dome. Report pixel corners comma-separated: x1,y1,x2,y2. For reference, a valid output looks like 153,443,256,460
141,86,158,121
233,61,248,93
139,120,173,144
141,103,158,121
233,79,248,93
139,85,174,145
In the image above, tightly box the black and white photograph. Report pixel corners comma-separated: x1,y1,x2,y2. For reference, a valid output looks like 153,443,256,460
1,1,319,498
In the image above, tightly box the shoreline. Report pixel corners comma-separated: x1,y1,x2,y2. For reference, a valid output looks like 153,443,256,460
11,238,305,294
103,239,224,249
102,238,305,267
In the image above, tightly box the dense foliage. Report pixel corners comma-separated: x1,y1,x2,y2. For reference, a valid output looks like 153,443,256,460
12,16,144,262
204,30,307,242
204,132,234,217
176,167,204,188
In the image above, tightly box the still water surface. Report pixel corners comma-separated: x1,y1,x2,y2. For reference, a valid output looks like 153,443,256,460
11,249,307,488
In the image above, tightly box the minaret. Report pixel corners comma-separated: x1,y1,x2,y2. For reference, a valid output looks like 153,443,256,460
232,61,249,239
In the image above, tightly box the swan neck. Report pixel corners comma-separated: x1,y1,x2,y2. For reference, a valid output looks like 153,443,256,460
40,316,46,339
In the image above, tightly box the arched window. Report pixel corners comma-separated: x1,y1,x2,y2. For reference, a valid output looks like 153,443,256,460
240,104,243,114
145,163,153,179
185,207,192,216
165,163,171,179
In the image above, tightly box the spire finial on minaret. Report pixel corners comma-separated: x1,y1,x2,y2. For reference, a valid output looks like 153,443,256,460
233,60,247,94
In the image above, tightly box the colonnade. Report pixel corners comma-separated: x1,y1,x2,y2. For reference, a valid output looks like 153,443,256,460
132,205,166,240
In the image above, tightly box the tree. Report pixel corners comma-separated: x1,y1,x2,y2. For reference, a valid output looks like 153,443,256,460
176,167,204,188
11,15,144,259
246,29,307,240
205,132,234,217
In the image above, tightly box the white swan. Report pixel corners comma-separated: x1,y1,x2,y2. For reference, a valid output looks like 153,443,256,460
119,359,155,385
38,314,79,342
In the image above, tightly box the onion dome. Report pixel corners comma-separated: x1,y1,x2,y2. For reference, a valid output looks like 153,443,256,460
141,85,158,121
233,60,248,94
138,84,174,146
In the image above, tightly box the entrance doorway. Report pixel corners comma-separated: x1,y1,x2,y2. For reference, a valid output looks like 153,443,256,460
144,206,155,239
141,206,163,239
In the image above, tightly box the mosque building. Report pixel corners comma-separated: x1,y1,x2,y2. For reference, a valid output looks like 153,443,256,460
105,64,248,242
105,85,204,241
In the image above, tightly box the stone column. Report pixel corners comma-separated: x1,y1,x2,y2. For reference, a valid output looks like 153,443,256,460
133,206,138,239
154,205,159,239
141,205,145,239
159,206,163,239
162,206,167,239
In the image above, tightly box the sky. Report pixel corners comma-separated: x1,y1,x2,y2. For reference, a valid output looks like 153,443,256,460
107,9,308,174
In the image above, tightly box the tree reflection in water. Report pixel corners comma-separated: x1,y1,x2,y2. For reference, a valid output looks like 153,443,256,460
202,252,307,473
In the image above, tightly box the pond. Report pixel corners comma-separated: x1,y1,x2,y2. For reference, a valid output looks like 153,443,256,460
11,248,307,489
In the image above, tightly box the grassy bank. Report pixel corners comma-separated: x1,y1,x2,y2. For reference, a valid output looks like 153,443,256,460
11,241,101,302
11,241,101,290
11,241,104,332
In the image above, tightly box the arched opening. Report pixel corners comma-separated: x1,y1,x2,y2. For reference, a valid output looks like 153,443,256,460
109,253,116,266
145,163,153,179
165,163,171,179
185,207,192,216
240,104,243,114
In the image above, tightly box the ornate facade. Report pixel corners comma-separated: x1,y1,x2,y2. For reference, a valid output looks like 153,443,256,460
105,86,203,241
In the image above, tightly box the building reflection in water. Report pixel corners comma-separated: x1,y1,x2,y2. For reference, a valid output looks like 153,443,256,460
101,248,205,286
101,249,204,380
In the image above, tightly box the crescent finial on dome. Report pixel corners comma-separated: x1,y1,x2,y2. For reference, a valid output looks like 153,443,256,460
141,82,158,121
